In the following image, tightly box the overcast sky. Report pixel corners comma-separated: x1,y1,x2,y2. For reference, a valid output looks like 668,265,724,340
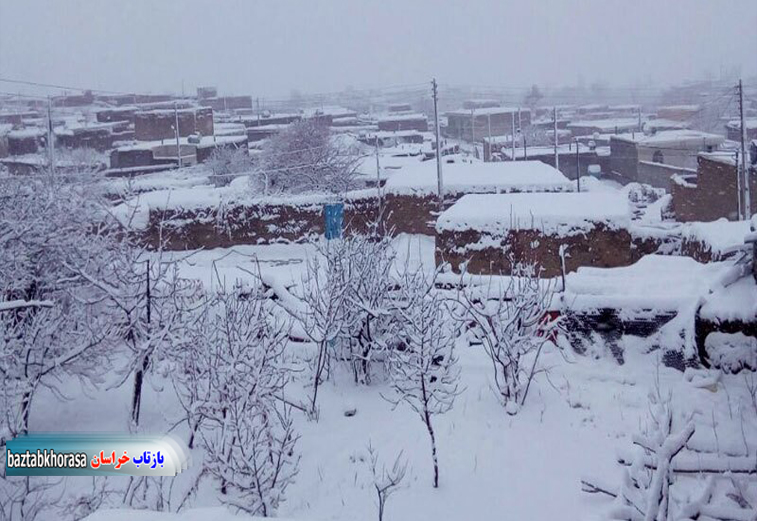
1,0,755,99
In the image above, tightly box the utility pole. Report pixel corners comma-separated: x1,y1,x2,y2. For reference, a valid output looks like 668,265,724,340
256,97,261,126
375,136,382,231
470,108,475,145
553,106,559,172
173,101,182,169
47,96,55,175
575,139,581,192
739,80,751,219
486,113,492,161
736,151,742,219
511,111,515,161
637,107,642,133
432,78,444,210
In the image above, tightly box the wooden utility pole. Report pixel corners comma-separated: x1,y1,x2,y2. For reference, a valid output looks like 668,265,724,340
47,96,55,175
173,102,183,169
432,79,444,210
553,106,559,172
575,139,581,192
739,80,751,219
511,111,516,160
256,97,261,126
375,136,382,231
736,150,742,219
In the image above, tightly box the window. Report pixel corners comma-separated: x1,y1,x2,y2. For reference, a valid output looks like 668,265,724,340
652,150,664,164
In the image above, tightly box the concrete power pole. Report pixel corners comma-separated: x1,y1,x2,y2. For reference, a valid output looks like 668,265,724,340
47,96,55,175
739,80,751,219
375,136,382,230
173,102,183,169
256,97,261,126
575,139,581,192
511,111,516,160
553,106,559,172
432,78,444,210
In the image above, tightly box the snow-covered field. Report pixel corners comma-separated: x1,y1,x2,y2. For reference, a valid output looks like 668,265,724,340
18,235,756,521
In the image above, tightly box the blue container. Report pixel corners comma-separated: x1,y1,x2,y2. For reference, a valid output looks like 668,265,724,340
323,203,344,240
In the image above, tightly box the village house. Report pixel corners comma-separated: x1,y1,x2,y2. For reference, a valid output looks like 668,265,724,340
656,104,701,121
445,107,530,142
96,106,136,124
671,151,757,222
567,117,641,137
238,112,302,128
376,113,428,132
109,134,247,172
725,118,757,142
492,142,603,180
609,129,724,189
134,106,214,141
6,127,45,156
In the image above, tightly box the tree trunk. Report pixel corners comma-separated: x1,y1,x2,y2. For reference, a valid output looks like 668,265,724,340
131,354,149,427
424,407,439,488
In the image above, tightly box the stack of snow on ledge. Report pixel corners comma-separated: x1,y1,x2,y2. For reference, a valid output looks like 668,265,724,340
383,159,574,196
436,192,631,237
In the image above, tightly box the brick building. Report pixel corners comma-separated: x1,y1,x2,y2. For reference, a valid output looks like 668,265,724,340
609,130,724,189
671,153,757,222
96,107,136,124
445,107,529,142
567,118,640,137
725,119,757,142
134,107,214,141
656,105,700,121
200,96,254,112
493,142,601,180
377,113,428,132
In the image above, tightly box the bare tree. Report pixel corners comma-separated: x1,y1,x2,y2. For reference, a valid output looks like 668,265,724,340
0,178,118,520
367,444,408,521
257,118,361,194
185,288,299,517
206,145,252,187
385,268,460,488
342,235,398,385
453,262,557,414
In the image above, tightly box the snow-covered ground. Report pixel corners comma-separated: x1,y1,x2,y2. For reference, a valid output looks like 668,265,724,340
17,235,755,521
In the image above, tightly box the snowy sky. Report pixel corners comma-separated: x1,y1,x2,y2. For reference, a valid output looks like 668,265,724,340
0,0,756,98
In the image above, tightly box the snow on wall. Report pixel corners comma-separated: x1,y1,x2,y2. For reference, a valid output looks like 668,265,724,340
681,218,751,256
84,507,302,521
435,192,631,237
562,255,736,312
383,159,573,196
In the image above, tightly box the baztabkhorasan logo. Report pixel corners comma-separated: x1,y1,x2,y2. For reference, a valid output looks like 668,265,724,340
4,433,190,477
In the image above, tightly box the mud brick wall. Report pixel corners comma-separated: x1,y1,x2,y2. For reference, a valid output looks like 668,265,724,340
435,224,640,278
140,192,445,250
145,200,326,250
135,108,214,141
672,155,757,222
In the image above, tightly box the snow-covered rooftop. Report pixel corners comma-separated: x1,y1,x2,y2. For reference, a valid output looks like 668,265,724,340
614,129,724,146
384,159,573,195
726,118,757,130
567,118,640,132
436,191,630,235
377,113,428,123
447,106,525,117
501,143,594,159
563,255,735,311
